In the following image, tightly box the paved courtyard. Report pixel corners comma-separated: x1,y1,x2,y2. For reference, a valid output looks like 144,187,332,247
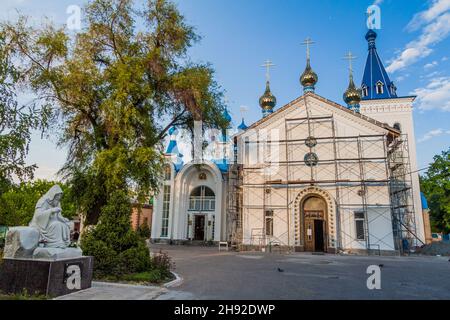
59,245,450,300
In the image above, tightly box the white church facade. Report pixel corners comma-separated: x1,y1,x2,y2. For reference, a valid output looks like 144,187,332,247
151,29,431,255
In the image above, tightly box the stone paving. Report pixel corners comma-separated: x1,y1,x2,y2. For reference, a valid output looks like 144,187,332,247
57,245,450,300
55,282,167,300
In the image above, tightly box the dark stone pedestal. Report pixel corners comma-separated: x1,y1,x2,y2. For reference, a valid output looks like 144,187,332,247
0,256,93,297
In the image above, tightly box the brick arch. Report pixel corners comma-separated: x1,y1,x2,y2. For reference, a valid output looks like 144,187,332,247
293,187,337,249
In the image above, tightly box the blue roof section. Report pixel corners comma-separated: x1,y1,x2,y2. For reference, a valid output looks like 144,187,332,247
212,159,229,173
421,192,429,210
166,140,178,155
361,30,398,100
174,162,184,172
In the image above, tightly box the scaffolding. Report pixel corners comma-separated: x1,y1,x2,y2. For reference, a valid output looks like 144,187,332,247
228,99,421,255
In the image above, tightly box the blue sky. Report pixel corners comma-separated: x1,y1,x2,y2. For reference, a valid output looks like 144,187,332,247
2,0,449,179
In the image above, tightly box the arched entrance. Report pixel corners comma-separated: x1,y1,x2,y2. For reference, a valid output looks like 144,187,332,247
189,186,216,241
302,196,328,252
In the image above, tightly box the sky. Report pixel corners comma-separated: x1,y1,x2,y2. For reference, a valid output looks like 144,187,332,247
1,0,449,180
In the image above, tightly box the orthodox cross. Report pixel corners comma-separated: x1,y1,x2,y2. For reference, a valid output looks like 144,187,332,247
240,105,248,118
301,37,315,61
261,60,275,82
343,51,357,76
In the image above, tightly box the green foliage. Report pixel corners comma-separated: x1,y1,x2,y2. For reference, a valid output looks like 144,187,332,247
1,0,228,225
0,289,47,300
152,250,175,279
0,30,49,185
0,180,76,226
0,227,7,249
120,269,173,284
137,221,151,239
420,148,450,233
2,0,225,276
81,191,152,277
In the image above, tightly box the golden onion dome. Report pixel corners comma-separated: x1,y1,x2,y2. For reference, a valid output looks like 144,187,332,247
259,81,277,111
343,75,362,105
300,60,318,88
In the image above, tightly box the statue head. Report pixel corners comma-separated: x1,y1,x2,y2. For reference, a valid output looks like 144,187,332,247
36,185,64,209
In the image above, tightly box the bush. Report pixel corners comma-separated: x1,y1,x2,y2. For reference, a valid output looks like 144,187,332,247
81,191,151,278
152,250,175,279
137,222,151,239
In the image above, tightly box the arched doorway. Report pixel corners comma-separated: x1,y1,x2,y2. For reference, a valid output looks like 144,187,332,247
302,196,328,252
189,186,216,241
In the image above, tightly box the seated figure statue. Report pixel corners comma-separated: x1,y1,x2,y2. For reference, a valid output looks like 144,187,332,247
4,185,82,260
30,185,82,259
30,185,71,248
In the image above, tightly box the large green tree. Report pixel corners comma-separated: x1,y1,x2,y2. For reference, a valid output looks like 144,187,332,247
420,148,450,233
0,31,48,188
2,0,228,225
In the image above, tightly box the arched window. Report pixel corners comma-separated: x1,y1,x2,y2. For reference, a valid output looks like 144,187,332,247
164,164,171,181
376,81,384,95
362,85,368,97
393,122,402,132
189,186,216,211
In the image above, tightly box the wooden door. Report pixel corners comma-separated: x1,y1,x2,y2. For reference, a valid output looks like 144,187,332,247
194,215,205,241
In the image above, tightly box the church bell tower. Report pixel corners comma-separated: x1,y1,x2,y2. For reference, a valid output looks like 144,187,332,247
359,29,425,244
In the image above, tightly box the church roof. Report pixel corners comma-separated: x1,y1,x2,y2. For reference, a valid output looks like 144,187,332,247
362,29,397,100
421,192,429,210
166,140,178,155
212,159,229,173
237,92,401,136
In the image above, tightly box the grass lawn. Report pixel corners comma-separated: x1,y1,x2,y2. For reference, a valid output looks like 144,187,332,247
97,269,175,286
0,292,47,300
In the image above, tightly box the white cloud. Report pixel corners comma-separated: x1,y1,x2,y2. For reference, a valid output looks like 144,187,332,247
418,128,450,143
396,73,410,82
424,60,439,69
407,0,450,31
411,76,450,111
387,1,450,73
422,70,441,78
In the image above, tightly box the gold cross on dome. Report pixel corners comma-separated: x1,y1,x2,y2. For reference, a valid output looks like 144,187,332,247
343,51,357,75
301,37,315,60
240,105,248,118
261,60,275,82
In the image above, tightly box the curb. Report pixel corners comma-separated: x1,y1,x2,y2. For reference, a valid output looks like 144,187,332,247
163,272,183,288
92,281,160,290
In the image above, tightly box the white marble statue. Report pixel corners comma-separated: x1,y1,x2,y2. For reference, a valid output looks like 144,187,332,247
4,184,82,260
30,185,71,249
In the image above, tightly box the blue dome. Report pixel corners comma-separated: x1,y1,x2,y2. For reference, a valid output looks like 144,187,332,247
365,29,377,41
223,109,232,123
168,126,178,136
238,118,248,131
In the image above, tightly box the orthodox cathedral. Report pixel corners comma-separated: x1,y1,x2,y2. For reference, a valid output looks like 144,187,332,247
151,29,432,254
